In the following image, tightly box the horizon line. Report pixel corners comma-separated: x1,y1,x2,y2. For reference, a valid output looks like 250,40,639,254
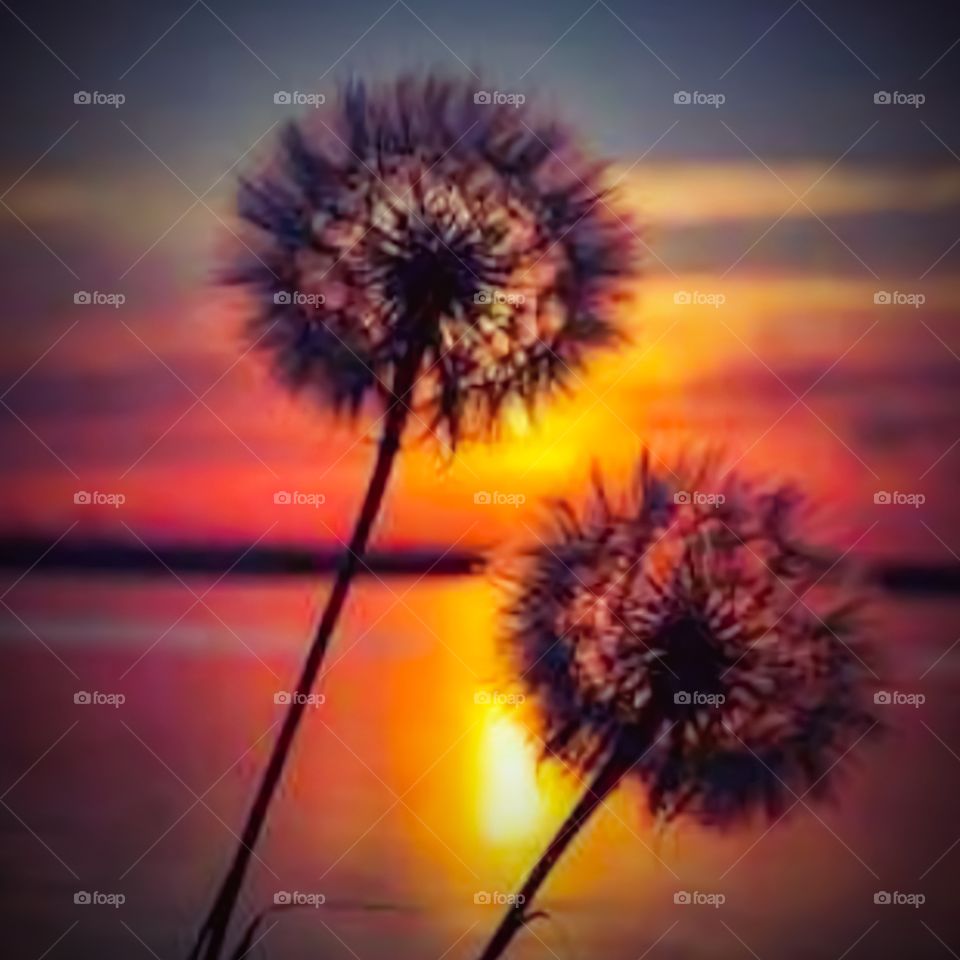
0,534,957,594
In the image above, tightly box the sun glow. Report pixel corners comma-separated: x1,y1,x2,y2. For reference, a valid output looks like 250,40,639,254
478,715,545,844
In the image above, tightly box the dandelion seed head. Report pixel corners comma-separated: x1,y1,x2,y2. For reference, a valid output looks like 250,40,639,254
231,74,638,444
505,455,876,827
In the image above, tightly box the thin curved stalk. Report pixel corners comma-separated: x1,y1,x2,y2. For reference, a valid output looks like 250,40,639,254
189,345,424,960
476,746,634,960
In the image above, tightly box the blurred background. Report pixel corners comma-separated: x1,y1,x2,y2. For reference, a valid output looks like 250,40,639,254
1,0,958,957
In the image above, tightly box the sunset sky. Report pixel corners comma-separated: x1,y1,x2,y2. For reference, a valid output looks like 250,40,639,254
3,4,960,960
1,0,959,562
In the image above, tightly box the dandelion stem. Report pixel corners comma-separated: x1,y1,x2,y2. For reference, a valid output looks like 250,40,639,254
189,343,425,960
476,744,635,960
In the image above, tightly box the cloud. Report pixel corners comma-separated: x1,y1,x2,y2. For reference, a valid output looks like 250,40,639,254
617,162,960,225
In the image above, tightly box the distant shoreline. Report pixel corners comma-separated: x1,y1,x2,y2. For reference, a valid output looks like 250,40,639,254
0,536,481,578
0,536,957,594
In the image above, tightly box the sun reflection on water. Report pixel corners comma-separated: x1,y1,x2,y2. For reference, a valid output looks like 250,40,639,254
478,714,545,844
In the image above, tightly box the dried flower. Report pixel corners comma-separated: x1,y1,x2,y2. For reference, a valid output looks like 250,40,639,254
231,73,637,444
505,455,876,826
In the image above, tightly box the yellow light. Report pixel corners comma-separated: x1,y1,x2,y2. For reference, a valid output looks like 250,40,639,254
501,395,531,437
478,715,544,844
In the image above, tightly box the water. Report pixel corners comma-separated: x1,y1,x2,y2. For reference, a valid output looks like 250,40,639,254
1,573,958,959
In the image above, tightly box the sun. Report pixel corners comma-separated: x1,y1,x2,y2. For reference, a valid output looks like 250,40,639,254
477,714,545,844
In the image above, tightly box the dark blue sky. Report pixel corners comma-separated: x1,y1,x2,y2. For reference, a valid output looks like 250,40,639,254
2,0,960,176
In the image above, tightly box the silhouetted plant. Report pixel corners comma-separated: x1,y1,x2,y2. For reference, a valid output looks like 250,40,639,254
477,454,877,960
190,72,638,960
